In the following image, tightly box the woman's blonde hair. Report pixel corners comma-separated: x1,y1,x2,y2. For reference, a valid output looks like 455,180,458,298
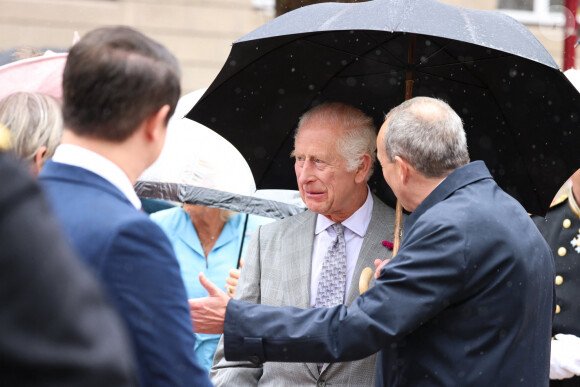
0,92,63,163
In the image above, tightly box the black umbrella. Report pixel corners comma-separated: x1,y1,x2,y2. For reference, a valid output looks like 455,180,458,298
188,0,580,217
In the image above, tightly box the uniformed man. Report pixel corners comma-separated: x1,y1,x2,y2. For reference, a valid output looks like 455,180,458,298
534,168,580,386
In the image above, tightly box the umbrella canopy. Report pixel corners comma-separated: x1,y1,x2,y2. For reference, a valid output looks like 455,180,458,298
188,0,580,216
136,89,306,219
0,51,67,100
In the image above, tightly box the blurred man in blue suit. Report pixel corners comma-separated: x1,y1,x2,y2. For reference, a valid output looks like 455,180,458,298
191,97,554,386
39,26,211,387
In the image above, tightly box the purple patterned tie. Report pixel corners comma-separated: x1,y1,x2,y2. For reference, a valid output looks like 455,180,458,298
315,223,347,307
315,223,347,373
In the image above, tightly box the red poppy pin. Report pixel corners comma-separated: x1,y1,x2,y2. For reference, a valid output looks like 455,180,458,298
382,240,394,250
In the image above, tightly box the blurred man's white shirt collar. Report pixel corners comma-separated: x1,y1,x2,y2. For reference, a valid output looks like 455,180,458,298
52,144,142,210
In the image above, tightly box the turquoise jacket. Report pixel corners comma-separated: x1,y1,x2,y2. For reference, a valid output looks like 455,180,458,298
151,207,273,372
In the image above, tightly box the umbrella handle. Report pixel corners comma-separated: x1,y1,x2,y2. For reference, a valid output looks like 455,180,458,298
359,200,403,294
358,267,374,294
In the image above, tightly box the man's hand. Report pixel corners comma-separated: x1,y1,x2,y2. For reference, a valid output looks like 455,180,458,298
374,258,391,279
225,259,243,298
188,272,230,334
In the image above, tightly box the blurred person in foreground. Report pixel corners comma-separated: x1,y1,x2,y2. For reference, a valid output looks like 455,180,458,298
38,26,211,386
209,102,398,386
191,96,554,386
151,156,273,372
534,168,580,386
0,141,136,385
0,92,62,176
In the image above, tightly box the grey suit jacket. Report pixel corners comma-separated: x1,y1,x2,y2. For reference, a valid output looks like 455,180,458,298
210,194,398,386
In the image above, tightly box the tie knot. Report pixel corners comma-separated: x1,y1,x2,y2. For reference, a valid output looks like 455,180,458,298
332,222,344,237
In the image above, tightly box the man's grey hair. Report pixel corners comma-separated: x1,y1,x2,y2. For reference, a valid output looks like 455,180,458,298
383,97,469,178
295,102,377,181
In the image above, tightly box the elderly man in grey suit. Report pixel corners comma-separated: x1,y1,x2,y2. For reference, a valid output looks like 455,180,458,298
210,102,399,386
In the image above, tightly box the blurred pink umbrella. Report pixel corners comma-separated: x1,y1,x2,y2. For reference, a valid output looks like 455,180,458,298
0,51,67,100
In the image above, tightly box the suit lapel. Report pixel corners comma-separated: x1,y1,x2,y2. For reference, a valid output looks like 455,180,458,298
283,210,316,310
345,194,397,305
280,211,321,378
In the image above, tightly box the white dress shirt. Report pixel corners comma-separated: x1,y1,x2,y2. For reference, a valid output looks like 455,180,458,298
309,188,373,307
52,144,142,210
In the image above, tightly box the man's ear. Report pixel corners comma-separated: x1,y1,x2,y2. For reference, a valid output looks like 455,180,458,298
354,153,372,184
144,105,171,141
394,156,411,185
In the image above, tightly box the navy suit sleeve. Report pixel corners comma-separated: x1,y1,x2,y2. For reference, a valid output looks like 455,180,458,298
102,219,212,387
223,219,467,363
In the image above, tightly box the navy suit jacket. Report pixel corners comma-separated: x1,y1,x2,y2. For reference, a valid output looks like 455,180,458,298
39,160,211,387
223,161,554,386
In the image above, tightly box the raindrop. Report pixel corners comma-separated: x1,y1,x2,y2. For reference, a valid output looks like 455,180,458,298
278,88,286,95
375,49,382,55
425,40,432,46
234,87,242,94
346,77,357,87
229,60,237,67
291,67,295,73
210,117,217,123
341,59,348,66
255,46,259,50
308,84,315,90
509,68,517,78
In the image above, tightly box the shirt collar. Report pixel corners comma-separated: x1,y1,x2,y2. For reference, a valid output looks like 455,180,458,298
315,187,374,237
52,144,142,210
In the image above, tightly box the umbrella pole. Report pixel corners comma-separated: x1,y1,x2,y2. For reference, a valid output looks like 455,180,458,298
393,34,416,255
360,35,415,294
236,213,249,269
